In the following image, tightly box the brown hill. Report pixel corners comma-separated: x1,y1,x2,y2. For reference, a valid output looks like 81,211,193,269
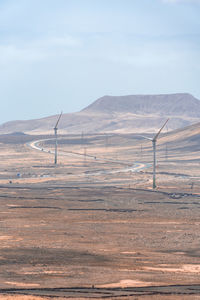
157,121,200,153
0,93,200,134
83,93,200,117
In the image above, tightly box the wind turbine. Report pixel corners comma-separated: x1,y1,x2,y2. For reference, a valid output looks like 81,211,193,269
140,119,169,189
54,112,62,165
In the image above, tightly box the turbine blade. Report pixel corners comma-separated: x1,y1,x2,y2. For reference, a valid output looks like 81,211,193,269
54,111,63,129
153,118,169,141
139,135,153,141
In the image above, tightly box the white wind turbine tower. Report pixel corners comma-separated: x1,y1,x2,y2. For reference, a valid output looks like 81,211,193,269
141,119,169,189
54,112,62,165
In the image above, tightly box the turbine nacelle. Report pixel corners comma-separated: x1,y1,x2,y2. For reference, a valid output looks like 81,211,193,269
152,118,169,141
139,118,169,142
54,111,63,130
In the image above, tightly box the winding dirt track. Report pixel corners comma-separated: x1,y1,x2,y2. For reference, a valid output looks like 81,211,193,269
28,138,151,174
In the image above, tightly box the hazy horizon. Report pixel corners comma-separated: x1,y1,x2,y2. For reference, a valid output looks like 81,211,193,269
1,0,200,124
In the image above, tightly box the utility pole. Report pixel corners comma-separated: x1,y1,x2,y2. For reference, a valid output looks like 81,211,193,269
165,143,168,162
81,131,84,144
84,147,87,166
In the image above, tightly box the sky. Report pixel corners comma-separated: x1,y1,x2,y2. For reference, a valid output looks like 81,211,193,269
0,0,200,123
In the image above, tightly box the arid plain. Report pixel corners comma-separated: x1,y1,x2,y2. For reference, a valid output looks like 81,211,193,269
0,130,200,299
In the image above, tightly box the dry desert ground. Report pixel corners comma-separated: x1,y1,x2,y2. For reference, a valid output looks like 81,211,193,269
0,133,199,299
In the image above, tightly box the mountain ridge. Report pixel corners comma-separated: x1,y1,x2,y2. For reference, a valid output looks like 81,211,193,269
82,93,200,117
1,93,200,134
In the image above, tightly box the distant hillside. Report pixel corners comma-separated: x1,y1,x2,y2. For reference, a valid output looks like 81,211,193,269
83,93,200,117
159,120,200,151
0,93,200,134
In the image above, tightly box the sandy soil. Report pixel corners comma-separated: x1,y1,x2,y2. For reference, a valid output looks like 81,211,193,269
0,296,65,300
1,296,200,300
0,134,199,299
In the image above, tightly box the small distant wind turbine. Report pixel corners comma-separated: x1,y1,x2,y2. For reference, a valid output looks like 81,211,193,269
140,119,169,189
54,112,62,165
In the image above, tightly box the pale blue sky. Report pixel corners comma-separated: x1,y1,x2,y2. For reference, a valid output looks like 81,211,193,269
0,0,200,123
